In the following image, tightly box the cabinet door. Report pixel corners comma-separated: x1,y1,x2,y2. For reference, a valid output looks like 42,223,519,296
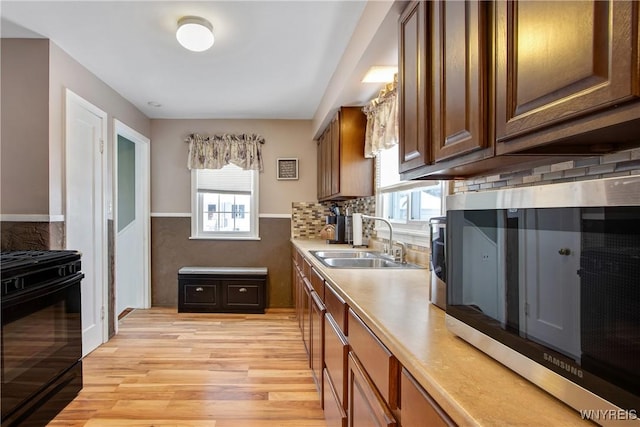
400,368,455,427
348,310,399,409
324,368,348,427
432,0,490,162
325,314,348,410
325,283,348,335
316,132,326,199
318,128,332,199
311,291,326,403
330,112,341,196
348,353,397,427
302,277,312,360
495,0,640,149
398,1,430,173
310,267,325,300
294,264,303,331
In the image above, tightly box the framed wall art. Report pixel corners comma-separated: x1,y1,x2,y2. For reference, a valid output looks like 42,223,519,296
276,158,299,180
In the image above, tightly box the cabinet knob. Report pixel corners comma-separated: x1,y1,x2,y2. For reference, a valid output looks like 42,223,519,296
558,248,571,256
239,287,248,293
195,287,204,292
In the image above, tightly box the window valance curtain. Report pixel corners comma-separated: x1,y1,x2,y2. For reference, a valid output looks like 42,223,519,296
186,133,265,171
362,76,398,158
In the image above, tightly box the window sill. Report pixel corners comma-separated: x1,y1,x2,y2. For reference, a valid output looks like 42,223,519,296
189,236,261,241
375,228,429,248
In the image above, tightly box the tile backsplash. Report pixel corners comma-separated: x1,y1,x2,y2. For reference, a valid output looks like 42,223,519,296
453,147,640,193
291,197,376,240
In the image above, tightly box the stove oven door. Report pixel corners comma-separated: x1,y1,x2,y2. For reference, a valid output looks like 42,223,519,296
1,273,83,426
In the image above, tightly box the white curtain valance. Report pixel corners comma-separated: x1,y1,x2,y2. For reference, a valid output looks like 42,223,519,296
186,133,265,171
362,77,398,158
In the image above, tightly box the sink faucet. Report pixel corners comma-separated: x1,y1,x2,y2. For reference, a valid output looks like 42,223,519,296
361,215,407,264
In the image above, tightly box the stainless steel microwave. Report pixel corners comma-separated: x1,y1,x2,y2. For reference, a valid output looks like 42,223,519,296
446,176,640,422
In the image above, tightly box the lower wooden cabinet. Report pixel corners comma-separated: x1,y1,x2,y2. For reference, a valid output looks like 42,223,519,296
348,309,399,409
325,314,348,410
291,246,455,427
348,352,397,427
324,368,348,427
399,368,455,427
310,291,326,403
302,277,312,359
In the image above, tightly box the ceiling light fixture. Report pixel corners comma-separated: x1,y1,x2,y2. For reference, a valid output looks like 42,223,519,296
176,16,214,52
362,66,398,83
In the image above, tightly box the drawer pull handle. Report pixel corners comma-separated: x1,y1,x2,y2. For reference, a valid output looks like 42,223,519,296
195,287,204,292
239,287,248,293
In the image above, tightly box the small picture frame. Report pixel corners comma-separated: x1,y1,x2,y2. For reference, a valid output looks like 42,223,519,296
277,158,299,180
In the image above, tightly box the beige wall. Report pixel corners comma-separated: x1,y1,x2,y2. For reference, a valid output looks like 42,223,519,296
48,42,151,216
1,39,50,215
0,39,151,218
151,217,293,308
150,119,317,214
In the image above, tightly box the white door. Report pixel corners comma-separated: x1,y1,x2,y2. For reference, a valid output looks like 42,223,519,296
65,90,108,357
114,120,150,321
521,209,581,360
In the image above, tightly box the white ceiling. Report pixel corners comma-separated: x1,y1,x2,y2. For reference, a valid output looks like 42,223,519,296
1,1,400,123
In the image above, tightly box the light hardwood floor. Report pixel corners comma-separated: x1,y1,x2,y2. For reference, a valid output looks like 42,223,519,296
50,307,326,426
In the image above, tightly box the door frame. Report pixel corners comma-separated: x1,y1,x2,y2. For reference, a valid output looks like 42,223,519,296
113,120,151,325
65,89,109,352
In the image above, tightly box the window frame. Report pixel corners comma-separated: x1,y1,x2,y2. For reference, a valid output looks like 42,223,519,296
190,167,260,240
375,147,445,247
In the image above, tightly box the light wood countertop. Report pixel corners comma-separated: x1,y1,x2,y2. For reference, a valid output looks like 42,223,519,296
291,239,588,426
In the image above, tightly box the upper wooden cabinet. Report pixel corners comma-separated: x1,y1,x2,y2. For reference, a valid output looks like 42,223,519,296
495,0,640,155
317,107,373,201
398,0,430,174
432,0,491,162
399,0,494,180
398,0,640,180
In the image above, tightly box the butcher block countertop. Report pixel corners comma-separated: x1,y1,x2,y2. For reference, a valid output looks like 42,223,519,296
291,239,588,426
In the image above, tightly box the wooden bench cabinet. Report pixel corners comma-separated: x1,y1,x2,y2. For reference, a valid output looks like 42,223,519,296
178,267,267,314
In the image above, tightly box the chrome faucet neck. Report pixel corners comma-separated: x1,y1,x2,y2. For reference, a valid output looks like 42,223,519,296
360,214,407,263
361,215,393,256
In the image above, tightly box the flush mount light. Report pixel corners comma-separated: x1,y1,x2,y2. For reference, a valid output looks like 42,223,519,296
362,65,398,83
176,16,214,52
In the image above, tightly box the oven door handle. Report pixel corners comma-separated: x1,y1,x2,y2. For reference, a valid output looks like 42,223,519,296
1,272,84,309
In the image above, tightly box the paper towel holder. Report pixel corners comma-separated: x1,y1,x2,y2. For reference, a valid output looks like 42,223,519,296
351,213,368,248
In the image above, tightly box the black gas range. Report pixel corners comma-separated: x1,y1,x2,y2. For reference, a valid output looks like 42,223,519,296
1,250,83,427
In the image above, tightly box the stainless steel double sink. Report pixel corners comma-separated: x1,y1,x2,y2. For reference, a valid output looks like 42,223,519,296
309,250,424,269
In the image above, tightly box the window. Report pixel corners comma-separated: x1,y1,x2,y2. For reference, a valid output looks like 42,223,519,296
376,145,443,244
191,164,259,239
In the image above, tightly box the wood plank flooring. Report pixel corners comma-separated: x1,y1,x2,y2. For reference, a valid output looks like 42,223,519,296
50,307,326,426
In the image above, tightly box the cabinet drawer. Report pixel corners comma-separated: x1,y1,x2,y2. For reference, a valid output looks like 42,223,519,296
324,368,348,427
183,283,218,305
303,258,312,279
348,309,399,409
325,314,348,409
310,267,325,300
225,284,260,306
295,248,304,268
325,283,348,335
311,291,326,402
348,352,397,427
400,368,455,427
